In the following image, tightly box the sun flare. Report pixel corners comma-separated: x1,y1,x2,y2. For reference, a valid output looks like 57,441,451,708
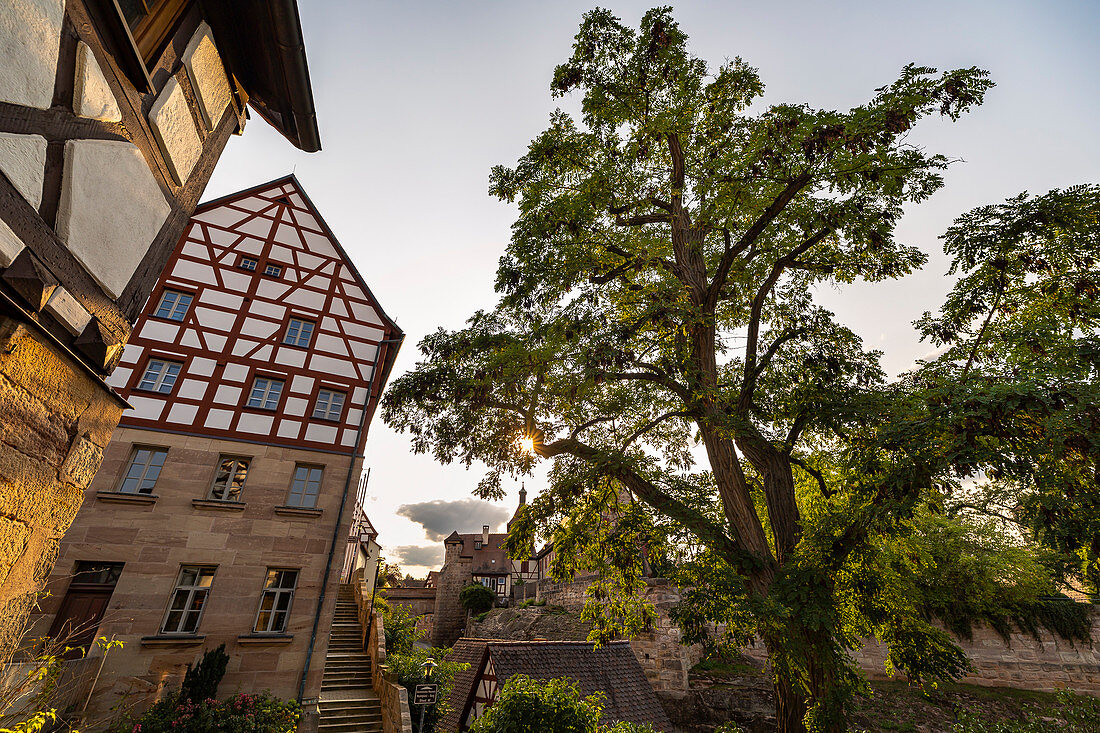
518,436,536,455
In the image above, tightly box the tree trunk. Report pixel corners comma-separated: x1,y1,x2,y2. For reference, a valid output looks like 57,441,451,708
773,672,808,733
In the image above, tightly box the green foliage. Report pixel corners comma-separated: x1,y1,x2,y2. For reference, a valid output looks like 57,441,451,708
110,692,299,733
180,644,229,703
378,595,423,654
952,690,1100,732
467,675,643,733
384,646,467,733
460,583,497,615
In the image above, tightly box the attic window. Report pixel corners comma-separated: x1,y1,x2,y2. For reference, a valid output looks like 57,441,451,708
274,196,291,205
474,541,482,550
116,0,193,66
239,256,258,272
264,263,283,278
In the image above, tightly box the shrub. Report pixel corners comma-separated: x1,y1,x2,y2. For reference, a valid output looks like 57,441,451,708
460,584,496,615
952,690,1100,732
378,595,423,654
384,647,468,733
180,644,229,703
110,692,299,733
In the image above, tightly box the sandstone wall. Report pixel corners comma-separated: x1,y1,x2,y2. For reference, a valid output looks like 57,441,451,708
431,555,472,647
0,319,122,656
537,575,1100,695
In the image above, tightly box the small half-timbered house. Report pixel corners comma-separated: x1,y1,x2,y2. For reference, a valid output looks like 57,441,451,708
438,639,674,733
33,176,401,722
0,0,321,649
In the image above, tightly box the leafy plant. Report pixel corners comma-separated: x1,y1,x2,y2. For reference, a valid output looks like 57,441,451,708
377,594,423,654
180,644,229,703
109,692,299,733
384,646,467,733
952,690,1100,732
460,583,496,615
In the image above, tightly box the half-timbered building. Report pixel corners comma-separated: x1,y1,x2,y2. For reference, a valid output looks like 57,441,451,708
32,176,401,722
0,0,321,650
438,639,674,733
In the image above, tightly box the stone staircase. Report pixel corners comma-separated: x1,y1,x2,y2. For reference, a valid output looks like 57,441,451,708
318,584,382,733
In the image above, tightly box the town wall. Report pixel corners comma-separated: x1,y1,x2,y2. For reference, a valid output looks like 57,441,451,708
431,544,472,648
537,576,1100,695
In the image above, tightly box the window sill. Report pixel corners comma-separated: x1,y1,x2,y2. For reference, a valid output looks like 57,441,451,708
274,505,322,518
192,499,247,512
141,634,205,647
237,634,294,645
96,491,157,505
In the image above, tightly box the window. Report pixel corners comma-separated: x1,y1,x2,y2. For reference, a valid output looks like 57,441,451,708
474,541,482,550
238,256,258,272
137,359,182,393
161,566,215,635
264,263,283,278
283,318,314,348
117,447,167,494
246,376,284,410
253,569,298,634
115,0,192,65
312,389,345,421
153,289,192,321
286,465,323,508
208,456,250,502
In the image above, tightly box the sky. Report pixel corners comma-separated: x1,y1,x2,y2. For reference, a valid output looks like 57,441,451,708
202,1,1100,576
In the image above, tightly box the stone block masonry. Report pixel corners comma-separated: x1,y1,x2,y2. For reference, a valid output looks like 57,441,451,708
538,576,1100,695
0,319,121,656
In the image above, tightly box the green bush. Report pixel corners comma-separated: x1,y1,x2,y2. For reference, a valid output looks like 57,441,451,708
460,583,496,615
180,644,229,703
952,690,1100,732
384,647,467,733
110,692,299,733
467,675,656,733
378,595,423,654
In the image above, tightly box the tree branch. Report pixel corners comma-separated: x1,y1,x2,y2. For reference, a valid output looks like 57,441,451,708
790,455,830,497
619,411,691,452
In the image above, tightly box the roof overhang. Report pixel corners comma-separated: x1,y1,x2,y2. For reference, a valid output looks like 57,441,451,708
198,0,321,152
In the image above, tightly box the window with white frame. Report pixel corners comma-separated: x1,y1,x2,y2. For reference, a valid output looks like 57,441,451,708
161,566,215,635
117,447,168,494
137,359,182,393
253,569,298,634
238,256,258,271
264,263,283,278
286,464,323,508
283,318,314,348
153,289,193,321
312,389,345,421
208,456,250,502
246,376,284,410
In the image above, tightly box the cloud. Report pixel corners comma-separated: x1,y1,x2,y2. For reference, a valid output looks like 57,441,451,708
388,544,445,569
397,498,511,541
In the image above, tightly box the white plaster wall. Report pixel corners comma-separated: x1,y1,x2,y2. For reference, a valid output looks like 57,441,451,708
237,413,273,435
249,300,286,319
177,379,207,401
305,424,338,444
0,218,26,266
148,76,201,185
214,385,241,405
194,305,235,331
181,24,232,131
174,259,218,285
192,206,247,229
240,317,278,340
291,376,315,394
205,409,233,430
221,363,248,382
238,215,274,239
188,356,216,376
283,288,325,310
277,420,301,439
167,403,199,426
106,367,132,390
57,140,171,298
231,338,258,356
274,348,306,368
309,354,358,379
0,0,64,109
139,320,180,343
199,289,242,309
283,397,308,417
74,42,121,122
128,395,166,422
0,132,46,208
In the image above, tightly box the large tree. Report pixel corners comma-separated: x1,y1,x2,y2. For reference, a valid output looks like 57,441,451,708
384,7,996,731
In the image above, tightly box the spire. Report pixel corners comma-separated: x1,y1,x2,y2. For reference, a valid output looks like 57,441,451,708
519,482,527,507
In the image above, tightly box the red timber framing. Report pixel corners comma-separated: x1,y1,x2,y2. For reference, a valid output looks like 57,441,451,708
106,175,402,456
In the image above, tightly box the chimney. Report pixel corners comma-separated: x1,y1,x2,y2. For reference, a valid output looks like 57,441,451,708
482,525,490,545
518,483,527,507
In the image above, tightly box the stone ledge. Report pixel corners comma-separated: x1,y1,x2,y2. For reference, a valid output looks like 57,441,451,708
192,498,247,512
96,491,157,505
237,634,294,645
274,505,323,518
140,635,205,647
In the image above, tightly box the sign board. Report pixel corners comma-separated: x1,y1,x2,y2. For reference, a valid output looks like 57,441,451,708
413,683,438,706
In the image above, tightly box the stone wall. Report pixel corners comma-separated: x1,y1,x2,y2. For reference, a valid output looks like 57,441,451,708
368,612,413,733
538,575,1100,696
0,319,121,657
384,587,436,618
431,552,472,647
535,576,703,693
